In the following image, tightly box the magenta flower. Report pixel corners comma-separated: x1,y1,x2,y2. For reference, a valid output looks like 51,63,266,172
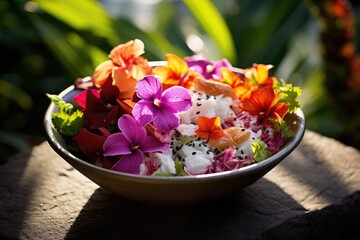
184,54,232,80
103,114,169,174
132,75,192,132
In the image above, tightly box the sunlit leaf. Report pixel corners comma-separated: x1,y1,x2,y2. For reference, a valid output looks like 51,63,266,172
33,0,184,62
113,19,185,60
34,0,119,43
183,0,236,63
29,14,107,78
0,80,32,110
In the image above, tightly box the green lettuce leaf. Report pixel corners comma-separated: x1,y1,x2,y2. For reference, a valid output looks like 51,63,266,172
252,140,272,163
273,119,295,139
52,110,84,136
175,160,185,176
278,82,302,113
47,93,84,136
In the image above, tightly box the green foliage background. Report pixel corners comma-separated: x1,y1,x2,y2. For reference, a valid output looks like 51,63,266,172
0,0,359,163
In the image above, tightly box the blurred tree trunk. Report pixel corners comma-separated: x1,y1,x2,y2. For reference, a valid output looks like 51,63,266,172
305,0,360,149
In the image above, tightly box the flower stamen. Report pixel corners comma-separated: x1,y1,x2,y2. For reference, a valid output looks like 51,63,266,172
131,145,139,151
154,99,161,107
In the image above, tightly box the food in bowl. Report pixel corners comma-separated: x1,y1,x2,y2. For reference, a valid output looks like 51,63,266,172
46,39,303,177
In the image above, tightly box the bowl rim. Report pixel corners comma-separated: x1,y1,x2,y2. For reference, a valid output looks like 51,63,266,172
44,66,305,183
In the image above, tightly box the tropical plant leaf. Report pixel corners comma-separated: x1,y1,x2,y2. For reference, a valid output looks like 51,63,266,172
112,18,185,60
183,0,236,63
0,79,33,110
34,0,119,43
28,14,108,78
33,0,184,64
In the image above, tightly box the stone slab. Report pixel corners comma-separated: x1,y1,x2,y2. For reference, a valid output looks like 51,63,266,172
1,130,360,239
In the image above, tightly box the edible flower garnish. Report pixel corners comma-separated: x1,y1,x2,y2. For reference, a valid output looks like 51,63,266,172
73,88,120,130
103,114,169,174
152,53,198,90
93,39,152,99
47,39,302,176
132,75,192,132
195,116,224,141
240,86,289,126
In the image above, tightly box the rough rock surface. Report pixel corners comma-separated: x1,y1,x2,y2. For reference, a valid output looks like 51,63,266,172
1,130,360,239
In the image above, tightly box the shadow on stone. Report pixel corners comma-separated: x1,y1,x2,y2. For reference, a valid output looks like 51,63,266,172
65,178,305,240
261,191,360,240
278,132,360,205
0,151,42,239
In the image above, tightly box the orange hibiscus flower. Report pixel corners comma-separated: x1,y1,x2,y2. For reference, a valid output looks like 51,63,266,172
219,67,250,98
195,116,224,141
152,53,198,90
240,86,289,125
243,64,277,87
92,39,152,99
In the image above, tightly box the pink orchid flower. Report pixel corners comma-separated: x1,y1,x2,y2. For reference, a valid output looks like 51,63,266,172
103,114,169,174
132,75,192,133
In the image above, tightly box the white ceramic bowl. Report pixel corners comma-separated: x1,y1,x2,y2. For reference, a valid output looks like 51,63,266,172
44,75,305,205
